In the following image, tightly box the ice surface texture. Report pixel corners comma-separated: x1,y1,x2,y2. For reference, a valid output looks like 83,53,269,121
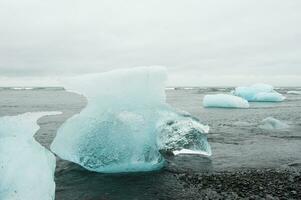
51,67,211,173
0,112,59,200
203,94,249,108
233,83,285,102
157,111,211,156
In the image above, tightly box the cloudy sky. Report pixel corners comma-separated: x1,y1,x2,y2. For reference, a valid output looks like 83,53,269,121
0,0,300,86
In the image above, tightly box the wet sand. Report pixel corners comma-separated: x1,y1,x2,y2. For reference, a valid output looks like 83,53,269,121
175,167,301,200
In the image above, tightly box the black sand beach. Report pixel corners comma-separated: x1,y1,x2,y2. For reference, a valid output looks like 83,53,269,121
1,87,301,199
175,168,301,200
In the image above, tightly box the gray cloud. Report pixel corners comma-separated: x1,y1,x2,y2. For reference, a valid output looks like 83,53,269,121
0,0,300,86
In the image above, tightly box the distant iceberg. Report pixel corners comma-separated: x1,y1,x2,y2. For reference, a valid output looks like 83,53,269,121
203,94,249,108
50,67,211,173
0,112,60,200
287,91,301,95
233,83,285,102
259,117,289,130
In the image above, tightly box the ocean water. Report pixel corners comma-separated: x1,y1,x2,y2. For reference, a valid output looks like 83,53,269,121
1,87,301,200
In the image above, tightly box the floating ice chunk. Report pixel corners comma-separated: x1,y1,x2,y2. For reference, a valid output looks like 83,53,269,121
259,117,289,130
253,92,285,102
203,94,249,108
287,91,301,95
251,83,274,92
0,112,59,200
51,67,211,173
233,83,285,102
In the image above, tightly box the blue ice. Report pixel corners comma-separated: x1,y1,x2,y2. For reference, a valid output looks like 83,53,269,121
51,67,211,173
0,112,60,200
233,83,285,102
203,94,249,108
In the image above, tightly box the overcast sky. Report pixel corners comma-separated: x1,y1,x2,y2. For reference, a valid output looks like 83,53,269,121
0,0,300,86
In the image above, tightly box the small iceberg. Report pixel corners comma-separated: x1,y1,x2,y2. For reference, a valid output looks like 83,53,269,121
51,67,211,173
203,94,249,108
259,117,289,130
157,112,211,156
233,83,285,102
287,91,301,95
0,112,60,200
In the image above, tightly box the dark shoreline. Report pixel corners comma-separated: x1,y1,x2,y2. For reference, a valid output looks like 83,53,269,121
76,164,301,200
172,167,301,200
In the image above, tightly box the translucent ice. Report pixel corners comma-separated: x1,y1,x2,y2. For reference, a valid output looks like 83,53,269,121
233,83,285,102
51,67,211,173
0,112,59,200
253,92,285,102
259,117,289,130
203,94,249,108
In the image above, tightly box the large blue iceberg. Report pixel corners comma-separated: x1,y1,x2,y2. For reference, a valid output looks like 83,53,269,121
0,112,59,200
51,67,211,173
233,83,285,102
203,94,249,108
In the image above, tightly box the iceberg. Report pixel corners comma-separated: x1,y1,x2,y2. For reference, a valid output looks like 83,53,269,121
259,117,289,130
203,94,249,108
233,83,285,102
0,112,59,200
157,111,211,156
51,67,211,173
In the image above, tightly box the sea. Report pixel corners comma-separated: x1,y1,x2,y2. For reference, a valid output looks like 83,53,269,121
0,86,301,200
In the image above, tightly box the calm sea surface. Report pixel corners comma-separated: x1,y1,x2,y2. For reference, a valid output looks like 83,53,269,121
1,87,301,200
